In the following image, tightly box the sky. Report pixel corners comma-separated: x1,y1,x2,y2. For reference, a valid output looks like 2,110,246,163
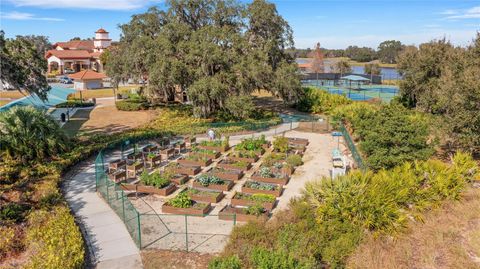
1,0,479,49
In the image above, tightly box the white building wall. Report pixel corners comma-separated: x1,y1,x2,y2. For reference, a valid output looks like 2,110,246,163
85,80,102,89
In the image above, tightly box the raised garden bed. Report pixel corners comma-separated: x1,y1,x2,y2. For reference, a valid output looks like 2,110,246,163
217,159,252,171
218,205,268,222
108,169,126,183
287,137,309,146
228,150,260,163
126,161,144,178
162,203,211,216
191,146,221,159
174,141,186,153
184,188,224,203
183,136,197,147
162,192,211,216
198,139,230,153
145,153,162,168
122,183,177,196
142,144,158,153
231,192,276,211
242,181,283,197
127,152,143,161
109,159,126,172
169,174,189,185
251,168,289,186
177,154,212,167
209,167,244,181
160,147,175,159
193,174,234,191
234,135,270,153
167,163,201,176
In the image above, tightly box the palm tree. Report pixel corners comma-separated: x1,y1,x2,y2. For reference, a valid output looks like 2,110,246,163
0,106,69,163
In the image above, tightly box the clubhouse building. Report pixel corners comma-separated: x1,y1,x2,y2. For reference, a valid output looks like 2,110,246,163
45,28,112,75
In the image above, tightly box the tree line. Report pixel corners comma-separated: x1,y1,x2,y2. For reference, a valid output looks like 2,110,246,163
288,40,405,64
104,0,303,118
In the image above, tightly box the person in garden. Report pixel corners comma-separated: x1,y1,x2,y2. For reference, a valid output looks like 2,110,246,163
208,129,216,140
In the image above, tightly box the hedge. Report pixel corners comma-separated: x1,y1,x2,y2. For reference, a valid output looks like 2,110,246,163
56,100,95,108
115,99,148,111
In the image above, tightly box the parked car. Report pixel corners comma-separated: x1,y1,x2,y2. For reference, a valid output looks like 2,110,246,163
60,76,74,84
64,69,75,74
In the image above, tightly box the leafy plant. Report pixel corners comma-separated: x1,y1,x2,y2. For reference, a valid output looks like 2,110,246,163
232,150,258,159
168,192,193,208
0,203,29,223
245,205,265,216
286,154,303,167
245,181,277,191
236,193,276,203
273,137,289,153
209,255,242,269
259,167,273,178
197,174,225,186
235,136,267,152
140,171,171,188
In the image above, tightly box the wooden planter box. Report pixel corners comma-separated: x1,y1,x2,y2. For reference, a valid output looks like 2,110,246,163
194,151,221,159
184,136,197,147
174,142,186,153
122,183,177,196
251,174,289,186
108,170,126,183
177,156,212,167
210,168,244,181
170,165,201,176
231,193,276,211
145,154,162,168
127,152,143,161
218,206,268,222
287,138,309,146
193,180,234,192
162,203,211,216
170,174,189,185
228,154,259,163
198,144,230,153
242,183,283,197
160,148,175,159
109,159,126,172
187,190,225,203
142,145,158,153
126,162,144,178
217,159,252,172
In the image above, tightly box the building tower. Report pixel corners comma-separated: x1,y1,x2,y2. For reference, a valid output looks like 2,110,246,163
93,28,111,52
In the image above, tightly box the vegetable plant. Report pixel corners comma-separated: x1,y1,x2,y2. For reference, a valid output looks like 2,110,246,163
198,174,225,186
168,192,193,208
245,181,278,191
273,137,289,153
140,171,171,188
286,154,303,167
245,205,265,216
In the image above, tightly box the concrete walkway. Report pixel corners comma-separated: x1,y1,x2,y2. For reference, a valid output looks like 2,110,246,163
64,156,143,269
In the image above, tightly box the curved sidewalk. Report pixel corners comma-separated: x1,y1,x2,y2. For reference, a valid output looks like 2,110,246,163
64,156,143,269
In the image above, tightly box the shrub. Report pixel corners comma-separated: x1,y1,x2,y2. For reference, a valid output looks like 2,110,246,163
296,87,352,114
0,203,29,223
250,247,308,269
209,255,242,269
55,100,94,108
224,95,256,120
273,137,289,153
25,206,84,269
168,192,193,208
0,226,19,259
115,99,148,111
286,154,303,167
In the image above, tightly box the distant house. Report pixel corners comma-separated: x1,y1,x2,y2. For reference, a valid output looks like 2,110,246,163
68,70,107,90
45,28,112,75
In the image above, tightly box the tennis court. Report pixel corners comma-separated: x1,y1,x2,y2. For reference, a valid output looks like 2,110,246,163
302,79,398,102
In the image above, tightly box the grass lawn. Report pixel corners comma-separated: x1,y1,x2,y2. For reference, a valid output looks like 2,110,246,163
0,100,11,106
0,90,26,99
62,109,93,137
68,85,141,99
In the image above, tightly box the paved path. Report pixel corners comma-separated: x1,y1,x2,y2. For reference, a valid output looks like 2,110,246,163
64,154,143,269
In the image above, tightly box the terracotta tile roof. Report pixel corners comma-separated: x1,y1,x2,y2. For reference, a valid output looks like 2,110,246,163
45,49,92,59
96,28,108,33
68,70,107,80
89,51,103,58
54,40,94,51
